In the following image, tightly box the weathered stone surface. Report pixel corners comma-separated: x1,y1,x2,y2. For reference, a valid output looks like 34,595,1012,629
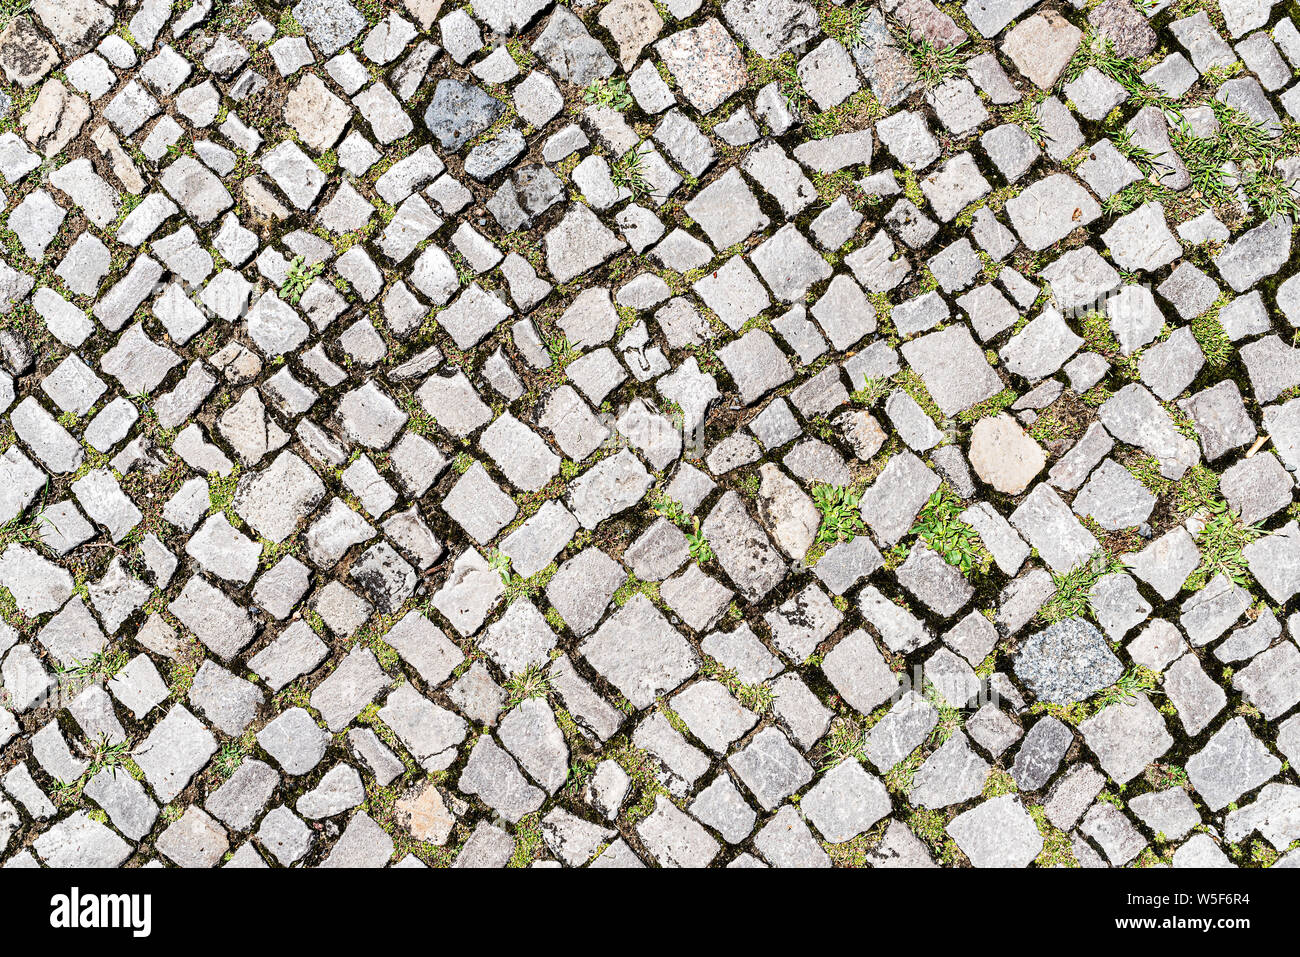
969,414,1045,495
1006,175,1100,251
581,596,698,708
1015,618,1124,705
1187,716,1281,811
655,19,747,114
1079,695,1174,784
947,796,1043,867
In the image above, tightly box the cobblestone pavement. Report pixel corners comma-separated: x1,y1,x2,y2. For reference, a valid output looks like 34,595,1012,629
0,0,1298,870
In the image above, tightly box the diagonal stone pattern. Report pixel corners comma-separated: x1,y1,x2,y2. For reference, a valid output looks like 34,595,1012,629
0,0,1298,869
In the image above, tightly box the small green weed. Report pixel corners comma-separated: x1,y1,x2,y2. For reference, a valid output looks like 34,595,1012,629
1038,550,1124,624
1094,666,1161,709
583,76,632,111
910,488,982,574
850,377,891,407
890,21,968,90
1185,500,1262,590
488,549,512,583
280,255,323,304
610,143,652,198
686,517,713,564
813,484,865,544
503,663,553,710
820,717,868,768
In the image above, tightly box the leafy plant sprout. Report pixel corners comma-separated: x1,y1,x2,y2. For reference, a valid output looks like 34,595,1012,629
280,255,324,304
1185,500,1262,590
488,548,512,583
850,376,891,407
583,76,632,111
686,516,713,564
820,716,869,768
909,488,984,575
813,484,865,544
